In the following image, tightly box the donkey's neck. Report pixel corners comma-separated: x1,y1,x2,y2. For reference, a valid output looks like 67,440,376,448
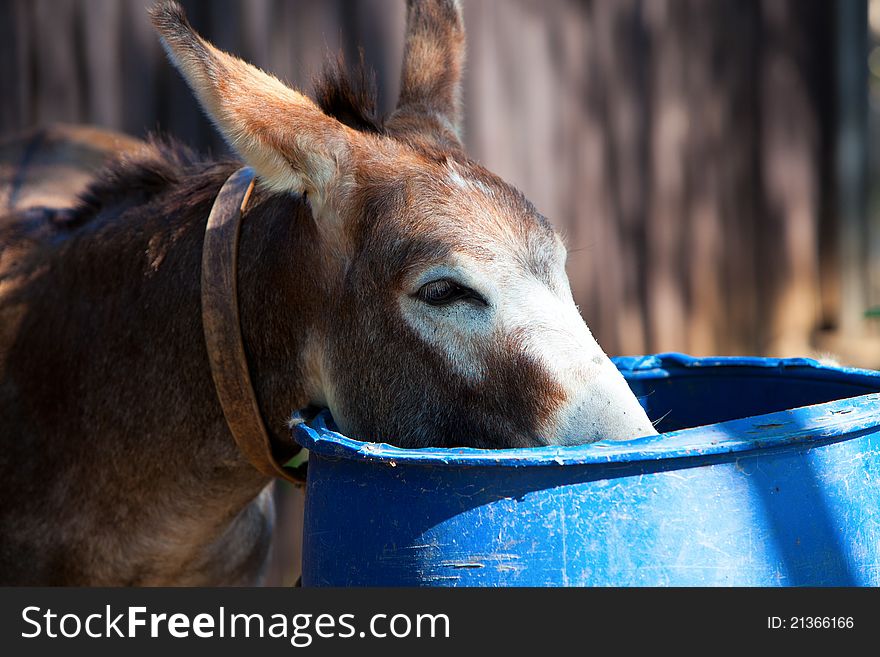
0,159,322,585
129,175,325,583
236,189,329,445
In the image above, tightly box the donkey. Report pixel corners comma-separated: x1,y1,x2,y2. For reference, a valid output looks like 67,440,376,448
0,0,656,585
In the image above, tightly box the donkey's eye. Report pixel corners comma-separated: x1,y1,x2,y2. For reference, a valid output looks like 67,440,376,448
416,279,484,306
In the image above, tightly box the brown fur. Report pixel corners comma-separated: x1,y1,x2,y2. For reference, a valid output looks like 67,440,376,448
0,0,578,585
313,52,384,135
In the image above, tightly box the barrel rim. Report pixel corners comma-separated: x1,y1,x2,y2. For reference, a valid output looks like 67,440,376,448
292,354,880,467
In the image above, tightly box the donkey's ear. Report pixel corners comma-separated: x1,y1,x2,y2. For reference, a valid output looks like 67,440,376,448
150,1,353,209
387,0,466,149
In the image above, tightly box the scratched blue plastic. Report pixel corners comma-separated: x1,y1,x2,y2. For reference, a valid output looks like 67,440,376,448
293,353,880,586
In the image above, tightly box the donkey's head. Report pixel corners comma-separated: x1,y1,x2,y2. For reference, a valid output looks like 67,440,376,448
151,0,657,448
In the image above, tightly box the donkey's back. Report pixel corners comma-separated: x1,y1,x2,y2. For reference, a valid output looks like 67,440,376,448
1,124,143,212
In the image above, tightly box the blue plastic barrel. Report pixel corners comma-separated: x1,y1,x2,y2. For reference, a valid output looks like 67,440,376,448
293,353,880,586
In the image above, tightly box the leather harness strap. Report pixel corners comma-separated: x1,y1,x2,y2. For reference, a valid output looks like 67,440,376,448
201,166,305,485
